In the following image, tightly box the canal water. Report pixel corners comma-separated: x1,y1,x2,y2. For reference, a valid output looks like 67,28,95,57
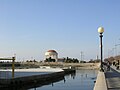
29,70,98,90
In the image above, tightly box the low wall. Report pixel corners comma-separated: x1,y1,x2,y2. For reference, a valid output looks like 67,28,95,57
94,71,107,90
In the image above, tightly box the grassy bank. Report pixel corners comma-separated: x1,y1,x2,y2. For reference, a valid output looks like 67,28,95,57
21,62,100,70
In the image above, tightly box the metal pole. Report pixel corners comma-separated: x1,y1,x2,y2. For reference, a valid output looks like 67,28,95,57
81,51,83,61
12,57,15,78
115,45,117,56
100,33,104,72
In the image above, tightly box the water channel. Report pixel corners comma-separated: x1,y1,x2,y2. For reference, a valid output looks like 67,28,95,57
30,70,98,90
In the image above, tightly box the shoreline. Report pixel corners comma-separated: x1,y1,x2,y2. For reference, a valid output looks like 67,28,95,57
0,62,100,70
37,62,100,70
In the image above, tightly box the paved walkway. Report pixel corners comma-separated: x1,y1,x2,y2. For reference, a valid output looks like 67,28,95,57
105,65,120,90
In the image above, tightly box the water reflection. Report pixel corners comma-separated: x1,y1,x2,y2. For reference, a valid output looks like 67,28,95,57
31,72,76,90
53,70,97,90
32,70,97,90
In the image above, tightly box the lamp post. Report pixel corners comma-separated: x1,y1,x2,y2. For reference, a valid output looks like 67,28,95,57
98,27,104,72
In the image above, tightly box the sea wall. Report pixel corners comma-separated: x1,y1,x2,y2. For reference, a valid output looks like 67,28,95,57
94,71,107,90
0,69,75,89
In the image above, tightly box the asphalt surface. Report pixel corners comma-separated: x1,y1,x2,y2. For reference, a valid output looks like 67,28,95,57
105,66,120,90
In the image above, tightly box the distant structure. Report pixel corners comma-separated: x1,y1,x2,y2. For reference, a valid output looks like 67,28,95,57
45,50,58,62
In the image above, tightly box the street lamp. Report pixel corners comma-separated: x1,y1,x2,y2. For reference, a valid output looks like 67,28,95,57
98,27,104,72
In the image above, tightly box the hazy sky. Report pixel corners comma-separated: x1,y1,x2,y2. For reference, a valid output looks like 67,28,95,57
0,0,120,61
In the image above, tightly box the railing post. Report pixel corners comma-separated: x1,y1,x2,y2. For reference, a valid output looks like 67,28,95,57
12,57,15,79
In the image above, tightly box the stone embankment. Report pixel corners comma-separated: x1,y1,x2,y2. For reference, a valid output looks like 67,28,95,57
94,71,107,90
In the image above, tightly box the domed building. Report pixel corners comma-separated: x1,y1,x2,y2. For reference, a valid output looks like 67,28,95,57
45,50,58,62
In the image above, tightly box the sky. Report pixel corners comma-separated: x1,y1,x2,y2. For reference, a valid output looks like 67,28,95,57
0,0,120,61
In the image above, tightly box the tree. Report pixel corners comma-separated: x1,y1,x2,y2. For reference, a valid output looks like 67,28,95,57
45,57,55,62
64,57,79,63
73,59,79,63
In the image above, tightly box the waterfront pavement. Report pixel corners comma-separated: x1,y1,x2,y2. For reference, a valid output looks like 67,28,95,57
105,65,120,90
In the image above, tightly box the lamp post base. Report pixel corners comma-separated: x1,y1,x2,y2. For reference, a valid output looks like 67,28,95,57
100,68,104,72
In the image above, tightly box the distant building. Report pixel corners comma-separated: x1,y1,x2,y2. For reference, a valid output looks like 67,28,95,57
45,50,58,62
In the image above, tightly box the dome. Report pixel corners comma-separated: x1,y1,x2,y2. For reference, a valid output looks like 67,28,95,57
45,50,58,56
47,50,57,53
45,50,58,61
